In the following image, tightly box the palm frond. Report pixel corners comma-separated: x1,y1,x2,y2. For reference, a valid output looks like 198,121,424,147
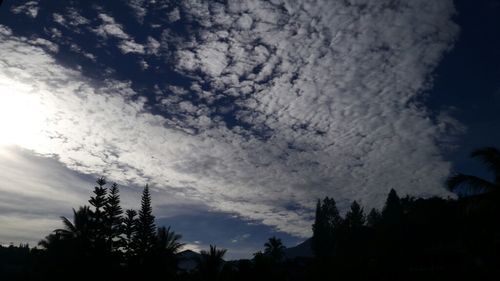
446,173,497,194
470,147,500,182
60,215,77,234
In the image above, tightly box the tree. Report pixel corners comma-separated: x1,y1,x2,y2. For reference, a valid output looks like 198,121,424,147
134,184,156,259
123,209,137,259
155,226,184,275
381,189,403,224
312,197,342,258
104,182,123,252
345,201,365,229
446,147,500,196
198,245,227,281
264,236,286,262
56,206,93,247
156,226,184,255
88,177,108,246
38,232,63,250
366,208,381,227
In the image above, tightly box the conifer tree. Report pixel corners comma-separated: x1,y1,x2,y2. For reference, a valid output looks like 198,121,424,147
89,177,108,247
312,197,342,258
134,184,156,259
345,200,365,229
366,208,381,227
123,209,137,258
382,189,403,225
104,182,123,252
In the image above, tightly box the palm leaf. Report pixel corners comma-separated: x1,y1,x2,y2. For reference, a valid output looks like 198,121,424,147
446,173,497,194
470,147,500,183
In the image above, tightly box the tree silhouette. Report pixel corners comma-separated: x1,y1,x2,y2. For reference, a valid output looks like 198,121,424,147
156,226,184,255
381,189,403,224
312,197,342,258
104,182,123,253
154,226,184,276
366,208,381,227
345,200,365,229
264,236,286,262
198,245,227,281
56,206,93,247
447,147,500,196
123,209,137,259
134,184,156,259
88,177,108,248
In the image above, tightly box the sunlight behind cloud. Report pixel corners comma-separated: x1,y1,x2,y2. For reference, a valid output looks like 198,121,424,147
0,77,48,149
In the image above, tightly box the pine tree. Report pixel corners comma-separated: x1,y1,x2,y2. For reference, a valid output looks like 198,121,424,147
104,182,123,252
382,189,403,225
89,177,108,247
134,184,156,259
345,201,365,229
123,209,137,258
366,208,381,227
312,197,342,258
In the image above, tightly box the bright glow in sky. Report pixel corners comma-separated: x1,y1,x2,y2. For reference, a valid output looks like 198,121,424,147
0,77,48,148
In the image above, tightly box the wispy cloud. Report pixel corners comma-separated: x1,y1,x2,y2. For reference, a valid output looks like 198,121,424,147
11,1,39,18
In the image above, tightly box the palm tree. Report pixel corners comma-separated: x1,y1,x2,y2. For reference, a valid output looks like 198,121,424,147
156,226,184,255
198,245,227,281
264,236,286,261
56,206,93,243
38,232,63,249
446,147,500,195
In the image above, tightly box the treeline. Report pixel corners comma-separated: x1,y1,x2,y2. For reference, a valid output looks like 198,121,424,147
1,147,500,280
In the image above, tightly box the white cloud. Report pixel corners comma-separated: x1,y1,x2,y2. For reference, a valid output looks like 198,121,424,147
93,13,146,55
0,0,460,239
127,0,147,24
95,13,130,40
11,1,39,18
168,8,181,22
146,36,161,55
119,40,146,54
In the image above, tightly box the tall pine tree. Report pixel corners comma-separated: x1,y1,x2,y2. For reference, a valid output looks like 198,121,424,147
89,177,108,248
134,184,156,259
312,197,342,258
345,200,365,229
382,189,403,225
123,209,137,259
104,182,123,252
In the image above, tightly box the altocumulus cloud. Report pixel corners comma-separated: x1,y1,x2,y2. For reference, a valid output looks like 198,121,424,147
0,0,460,238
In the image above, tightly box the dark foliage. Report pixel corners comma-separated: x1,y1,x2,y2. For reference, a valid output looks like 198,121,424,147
2,146,500,281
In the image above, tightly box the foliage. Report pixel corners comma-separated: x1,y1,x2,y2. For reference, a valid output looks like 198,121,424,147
4,147,500,281
446,147,500,196
264,236,286,262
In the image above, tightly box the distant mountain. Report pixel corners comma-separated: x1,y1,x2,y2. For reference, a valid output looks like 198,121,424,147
176,249,201,272
284,238,313,259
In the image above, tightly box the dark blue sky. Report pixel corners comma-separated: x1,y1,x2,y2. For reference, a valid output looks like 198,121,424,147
428,0,500,180
0,0,498,259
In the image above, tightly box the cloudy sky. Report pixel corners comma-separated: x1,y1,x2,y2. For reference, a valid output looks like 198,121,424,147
0,0,499,259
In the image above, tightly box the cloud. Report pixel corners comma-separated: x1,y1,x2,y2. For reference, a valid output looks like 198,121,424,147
11,1,39,18
0,0,460,239
119,40,145,54
93,13,146,55
94,13,130,40
0,146,91,245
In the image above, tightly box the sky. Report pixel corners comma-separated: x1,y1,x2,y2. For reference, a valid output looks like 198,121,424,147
0,0,499,259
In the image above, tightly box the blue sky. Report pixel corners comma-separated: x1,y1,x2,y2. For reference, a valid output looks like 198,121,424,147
0,0,498,259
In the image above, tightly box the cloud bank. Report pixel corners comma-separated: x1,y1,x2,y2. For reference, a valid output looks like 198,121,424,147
0,0,459,237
